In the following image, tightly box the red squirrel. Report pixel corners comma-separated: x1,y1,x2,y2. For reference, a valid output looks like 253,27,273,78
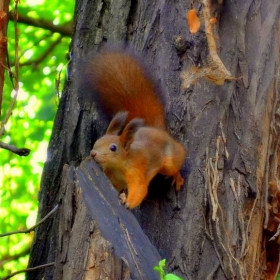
87,50,186,209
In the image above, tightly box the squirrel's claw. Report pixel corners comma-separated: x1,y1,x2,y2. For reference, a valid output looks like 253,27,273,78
172,172,184,191
119,192,127,205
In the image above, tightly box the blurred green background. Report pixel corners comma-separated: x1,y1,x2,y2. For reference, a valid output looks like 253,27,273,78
0,0,74,278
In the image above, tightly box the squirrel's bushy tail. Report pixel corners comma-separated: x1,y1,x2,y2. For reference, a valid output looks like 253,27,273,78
85,51,166,129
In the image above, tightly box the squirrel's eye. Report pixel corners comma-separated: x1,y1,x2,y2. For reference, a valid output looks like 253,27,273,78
109,144,117,152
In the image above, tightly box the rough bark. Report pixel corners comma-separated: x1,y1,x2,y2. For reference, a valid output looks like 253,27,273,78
28,0,280,279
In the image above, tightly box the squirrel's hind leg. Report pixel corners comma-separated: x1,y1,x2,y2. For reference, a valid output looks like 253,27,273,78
171,172,184,191
160,157,185,191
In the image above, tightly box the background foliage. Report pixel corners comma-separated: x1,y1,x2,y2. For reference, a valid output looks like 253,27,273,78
0,0,74,278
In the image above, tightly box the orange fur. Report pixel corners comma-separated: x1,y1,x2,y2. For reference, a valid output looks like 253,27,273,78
87,51,166,129
89,51,186,209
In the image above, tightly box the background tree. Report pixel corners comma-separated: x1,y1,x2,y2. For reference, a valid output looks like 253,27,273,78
0,0,73,279
27,0,280,279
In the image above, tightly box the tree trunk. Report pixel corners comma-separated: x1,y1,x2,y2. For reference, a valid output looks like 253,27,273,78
28,0,280,279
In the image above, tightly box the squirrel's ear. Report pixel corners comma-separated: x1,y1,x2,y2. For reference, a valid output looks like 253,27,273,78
120,118,144,150
106,112,128,135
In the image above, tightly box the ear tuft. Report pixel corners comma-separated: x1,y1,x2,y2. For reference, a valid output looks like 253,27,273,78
106,111,128,135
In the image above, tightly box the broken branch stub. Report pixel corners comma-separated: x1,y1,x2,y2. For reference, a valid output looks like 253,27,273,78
55,160,161,280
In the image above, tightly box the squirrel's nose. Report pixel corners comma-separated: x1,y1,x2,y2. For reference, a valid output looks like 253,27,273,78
90,151,96,158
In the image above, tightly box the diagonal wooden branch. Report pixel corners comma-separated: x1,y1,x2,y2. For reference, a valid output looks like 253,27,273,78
50,161,161,279
9,12,73,37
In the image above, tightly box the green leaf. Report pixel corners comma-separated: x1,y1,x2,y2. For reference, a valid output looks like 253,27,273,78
164,273,183,280
154,259,167,280
159,259,166,267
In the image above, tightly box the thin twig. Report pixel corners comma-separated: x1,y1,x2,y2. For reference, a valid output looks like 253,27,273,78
0,140,30,156
1,262,55,280
16,36,63,67
9,12,73,37
5,53,16,89
14,1,19,88
0,204,59,237
0,1,19,136
0,61,15,78
10,33,53,66
0,0,9,117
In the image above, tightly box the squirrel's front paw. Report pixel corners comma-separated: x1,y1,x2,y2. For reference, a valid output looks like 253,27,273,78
119,192,127,206
119,193,135,209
